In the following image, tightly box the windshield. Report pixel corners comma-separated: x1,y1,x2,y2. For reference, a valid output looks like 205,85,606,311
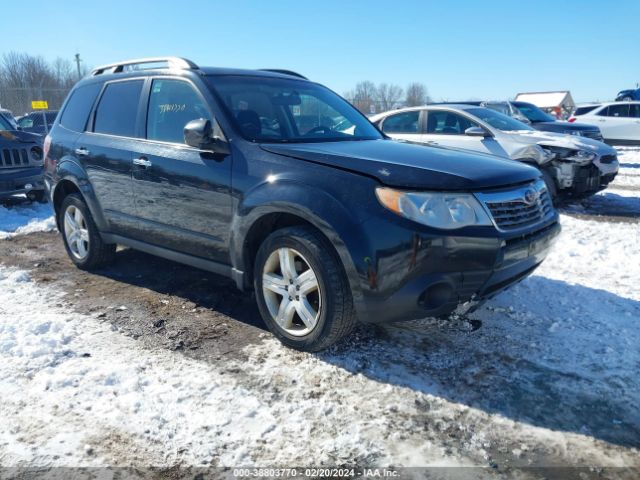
467,107,534,132
512,102,555,122
0,114,12,131
207,75,382,143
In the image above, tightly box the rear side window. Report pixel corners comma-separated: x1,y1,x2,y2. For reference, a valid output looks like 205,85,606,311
382,111,420,134
573,106,598,116
94,80,143,137
630,104,640,118
60,83,101,132
146,79,211,144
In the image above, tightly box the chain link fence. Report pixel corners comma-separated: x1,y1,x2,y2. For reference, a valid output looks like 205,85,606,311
0,87,70,116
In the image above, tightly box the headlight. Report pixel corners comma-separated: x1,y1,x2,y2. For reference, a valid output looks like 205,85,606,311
376,188,492,229
567,149,596,163
569,130,583,136
30,146,43,162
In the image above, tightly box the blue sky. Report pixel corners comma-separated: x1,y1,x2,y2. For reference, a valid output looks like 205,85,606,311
4,0,639,103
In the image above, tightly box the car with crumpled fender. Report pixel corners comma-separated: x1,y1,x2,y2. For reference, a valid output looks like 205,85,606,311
371,104,618,200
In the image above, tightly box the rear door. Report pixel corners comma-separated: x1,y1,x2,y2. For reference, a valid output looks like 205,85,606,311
626,104,640,141
378,110,423,143
75,78,144,235
130,77,232,263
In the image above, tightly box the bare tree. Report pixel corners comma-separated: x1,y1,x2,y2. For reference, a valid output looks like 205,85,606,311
0,52,84,114
405,82,430,107
344,81,377,114
376,83,403,112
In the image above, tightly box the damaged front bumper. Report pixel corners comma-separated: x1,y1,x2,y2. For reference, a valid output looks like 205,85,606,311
548,157,618,197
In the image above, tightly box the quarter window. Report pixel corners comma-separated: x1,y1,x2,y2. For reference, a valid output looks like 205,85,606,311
146,79,212,144
381,111,420,134
630,104,640,118
426,111,477,134
94,80,143,137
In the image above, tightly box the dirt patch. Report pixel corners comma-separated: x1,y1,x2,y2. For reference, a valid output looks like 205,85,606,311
1,231,266,363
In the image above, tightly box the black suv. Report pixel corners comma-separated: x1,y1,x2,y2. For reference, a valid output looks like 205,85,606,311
45,57,560,351
0,114,46,202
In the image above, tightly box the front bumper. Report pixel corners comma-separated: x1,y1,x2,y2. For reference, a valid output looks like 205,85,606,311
353,217,561,324
0,167,45,198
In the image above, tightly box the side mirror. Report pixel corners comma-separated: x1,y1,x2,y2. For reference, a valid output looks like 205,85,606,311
465,126,491,138
184,118,229,155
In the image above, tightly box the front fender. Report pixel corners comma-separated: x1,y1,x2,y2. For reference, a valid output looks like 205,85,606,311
53,159,109,231
231,179,372,313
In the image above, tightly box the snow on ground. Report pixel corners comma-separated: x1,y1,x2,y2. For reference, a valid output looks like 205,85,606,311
0,151,639,470
0,200,55,239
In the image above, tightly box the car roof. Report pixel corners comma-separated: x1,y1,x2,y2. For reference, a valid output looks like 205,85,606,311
578,101,640,108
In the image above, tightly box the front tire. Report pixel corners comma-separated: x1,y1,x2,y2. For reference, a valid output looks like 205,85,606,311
621,96,633,102
541,169,558,204
59,194,116,270
253,226,357,352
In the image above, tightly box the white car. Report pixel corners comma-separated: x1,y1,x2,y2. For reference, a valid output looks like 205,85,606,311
569,102,640,145
370,105,619,199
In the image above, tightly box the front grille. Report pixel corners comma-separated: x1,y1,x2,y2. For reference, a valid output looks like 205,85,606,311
1,148,30,168
599,154,617,164
477,180,554,231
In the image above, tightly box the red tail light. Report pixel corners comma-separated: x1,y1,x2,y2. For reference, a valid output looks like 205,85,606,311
568,117,576,123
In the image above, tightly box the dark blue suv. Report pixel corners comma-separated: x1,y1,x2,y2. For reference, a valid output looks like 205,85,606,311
616,88,640,102
44,57,560,351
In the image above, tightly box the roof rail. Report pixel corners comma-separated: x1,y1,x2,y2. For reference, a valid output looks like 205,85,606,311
91,57,199,76
259,69,308,80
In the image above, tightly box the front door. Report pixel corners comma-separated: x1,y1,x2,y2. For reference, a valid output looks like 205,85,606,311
421,109,504,156
130,77,232,263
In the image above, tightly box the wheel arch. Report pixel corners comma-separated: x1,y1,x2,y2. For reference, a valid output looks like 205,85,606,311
231,182,370,314
52,160,109,231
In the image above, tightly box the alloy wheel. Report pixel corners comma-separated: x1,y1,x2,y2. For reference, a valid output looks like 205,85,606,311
262,247,321,336
63,205,90,260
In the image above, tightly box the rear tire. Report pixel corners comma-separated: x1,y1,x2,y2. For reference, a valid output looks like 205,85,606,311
59,194,116,270
253,226,357,352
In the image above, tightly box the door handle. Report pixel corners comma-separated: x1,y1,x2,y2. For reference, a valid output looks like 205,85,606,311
133,157,152,168
75,147,90,156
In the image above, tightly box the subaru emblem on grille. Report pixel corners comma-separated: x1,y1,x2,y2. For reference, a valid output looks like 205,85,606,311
523,188,538,206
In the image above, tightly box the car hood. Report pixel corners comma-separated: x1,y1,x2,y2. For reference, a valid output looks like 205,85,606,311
0,129,43,145
260,139,539,190
533,121,600,131
499,129,616,155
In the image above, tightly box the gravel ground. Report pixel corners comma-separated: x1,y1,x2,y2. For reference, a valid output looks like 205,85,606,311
0,149,639,479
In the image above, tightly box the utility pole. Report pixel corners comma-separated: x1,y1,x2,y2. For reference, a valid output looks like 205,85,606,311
74,53,82,79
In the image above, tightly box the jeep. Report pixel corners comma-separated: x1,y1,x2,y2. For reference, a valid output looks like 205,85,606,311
0,113,46,202
44,57,560,351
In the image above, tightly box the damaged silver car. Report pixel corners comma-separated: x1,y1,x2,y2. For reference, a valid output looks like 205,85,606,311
371,105,618,200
